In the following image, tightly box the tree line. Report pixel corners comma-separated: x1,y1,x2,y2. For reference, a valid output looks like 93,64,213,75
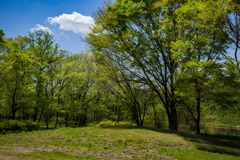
0,0,240,134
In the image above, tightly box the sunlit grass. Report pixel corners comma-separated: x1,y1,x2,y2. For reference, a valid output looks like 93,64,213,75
0,126,239,160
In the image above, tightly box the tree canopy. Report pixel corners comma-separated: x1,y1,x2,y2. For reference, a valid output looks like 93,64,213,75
0,0,240,135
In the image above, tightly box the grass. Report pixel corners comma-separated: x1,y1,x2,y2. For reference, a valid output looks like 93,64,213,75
0,126,239,160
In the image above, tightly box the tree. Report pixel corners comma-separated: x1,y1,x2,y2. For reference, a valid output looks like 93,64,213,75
172,0,231,134
61,53,100,126
223,0,240,69
96,56,153,126
29,30,65,126
87,0,184,130
0,30,4,44
87,0,233,131
0,36,32,120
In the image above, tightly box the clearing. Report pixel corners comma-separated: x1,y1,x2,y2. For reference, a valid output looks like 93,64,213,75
0,127,239,160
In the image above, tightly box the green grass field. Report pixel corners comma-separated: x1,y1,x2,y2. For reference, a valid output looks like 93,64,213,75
0,126,239,160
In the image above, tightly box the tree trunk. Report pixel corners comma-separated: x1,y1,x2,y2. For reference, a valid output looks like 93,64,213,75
37,108,44,129
33,110,38,122
157,87,178,131
196,95,201,134
82,113,87,126
44,113,49,129
168,108,178,131
65,113,69,127
11,106,16,120
11,91,17,120
152,104,157,128
55,112,59,128
133,111,140,126
117,106,121,122
45,119,49,129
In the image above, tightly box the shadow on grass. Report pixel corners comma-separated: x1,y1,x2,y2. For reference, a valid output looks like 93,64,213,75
101,126,240,157
0,126,58,135
137,126,240,156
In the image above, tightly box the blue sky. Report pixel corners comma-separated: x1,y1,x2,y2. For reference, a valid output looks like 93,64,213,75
0,0,235,56
0,0,113,53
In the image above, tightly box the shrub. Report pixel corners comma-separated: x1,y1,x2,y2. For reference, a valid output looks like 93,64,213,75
88,122,98,127
0,120,38,133
96,120,136,128
24,120,38,131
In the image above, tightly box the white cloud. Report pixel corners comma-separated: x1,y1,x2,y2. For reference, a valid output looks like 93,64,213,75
60,32,70,38
48,12,95,35
30,24,52,34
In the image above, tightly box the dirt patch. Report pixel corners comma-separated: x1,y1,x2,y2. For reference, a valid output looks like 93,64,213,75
0,147,33,160
0,146,34,153
0,155,23,160
99,133,112,137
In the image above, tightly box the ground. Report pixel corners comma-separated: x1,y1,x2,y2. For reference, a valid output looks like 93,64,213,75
0,127,239,160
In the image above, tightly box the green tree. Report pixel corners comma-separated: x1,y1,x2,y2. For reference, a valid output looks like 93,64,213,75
95,55,153,126
62,53,100,126
29,30,65,126
172,0,231,134
87,0,184,130
0,37,32,120
0,29,5,45
87,0,232,131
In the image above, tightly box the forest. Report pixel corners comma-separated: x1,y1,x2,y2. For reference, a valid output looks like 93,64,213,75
0,0,240,137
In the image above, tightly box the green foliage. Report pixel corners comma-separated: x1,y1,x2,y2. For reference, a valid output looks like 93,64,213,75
87,0,188,130
96,120,136,128
0,0,239,137
0,120,38,133
0,36,34,120
0,29,5,49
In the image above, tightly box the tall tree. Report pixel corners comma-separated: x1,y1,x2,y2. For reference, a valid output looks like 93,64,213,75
87,0,184,130
29,30,65,125
172,0,231,134
96,55,153,126
0,37,32,120
87,0,232,131
62,53,100,126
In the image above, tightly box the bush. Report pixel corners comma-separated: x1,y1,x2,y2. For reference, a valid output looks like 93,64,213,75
24,120,38,131
96,120,136,128
0,120,38,133
88,122,98,127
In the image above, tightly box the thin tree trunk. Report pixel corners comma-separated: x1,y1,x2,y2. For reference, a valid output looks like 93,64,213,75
196,92,201,134
37,108,44,129
11,91,17,120
152,104,157,128
65,113,69,127
33,110,38,122
45,114,49,129
117,106,121,122
55,112,59,128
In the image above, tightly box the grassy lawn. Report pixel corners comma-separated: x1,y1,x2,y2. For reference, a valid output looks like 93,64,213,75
0,126,239,160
